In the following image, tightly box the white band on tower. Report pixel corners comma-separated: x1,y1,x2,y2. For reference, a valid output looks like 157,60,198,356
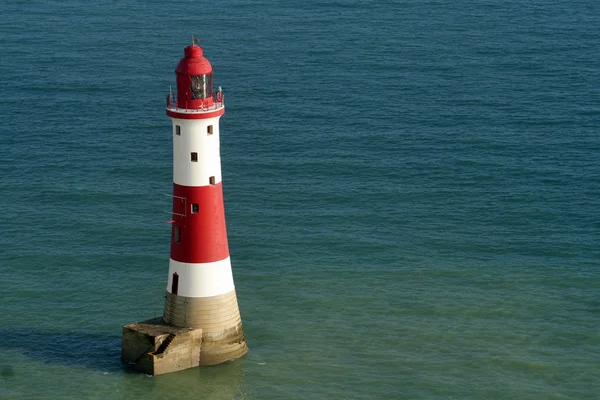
172,116,223,187
167,257,235,298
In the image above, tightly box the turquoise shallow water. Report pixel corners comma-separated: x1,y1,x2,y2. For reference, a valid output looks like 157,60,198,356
1,0,599,399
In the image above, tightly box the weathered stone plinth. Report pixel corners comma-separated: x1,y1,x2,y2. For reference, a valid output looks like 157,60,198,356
122,317,203,375
163,290,248,365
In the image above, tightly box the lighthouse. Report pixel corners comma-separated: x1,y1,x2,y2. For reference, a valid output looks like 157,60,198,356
122,42,248,375
163,42,248,363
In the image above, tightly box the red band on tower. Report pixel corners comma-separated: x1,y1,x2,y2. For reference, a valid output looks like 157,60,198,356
170,182,229,264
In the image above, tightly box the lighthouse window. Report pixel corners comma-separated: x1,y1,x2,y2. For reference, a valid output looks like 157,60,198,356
190,74,213,100
209,176,216,185
171,273,179,295
207,125,213,135
191,152,198,162
174,226,181,243
191,203,199,214
175,125,181,135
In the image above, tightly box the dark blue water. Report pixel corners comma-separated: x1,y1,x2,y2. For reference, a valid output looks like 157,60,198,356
1,1,599,398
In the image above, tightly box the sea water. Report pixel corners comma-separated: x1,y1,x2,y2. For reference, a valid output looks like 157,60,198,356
0,0,599,398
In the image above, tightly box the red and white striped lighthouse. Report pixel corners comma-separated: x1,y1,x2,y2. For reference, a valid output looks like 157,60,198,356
162,43,248,365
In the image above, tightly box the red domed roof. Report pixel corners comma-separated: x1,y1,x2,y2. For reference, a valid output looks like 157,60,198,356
176,45,213,76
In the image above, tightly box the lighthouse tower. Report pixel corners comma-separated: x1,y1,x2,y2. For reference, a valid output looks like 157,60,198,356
163,43,248,365
121,43,247,375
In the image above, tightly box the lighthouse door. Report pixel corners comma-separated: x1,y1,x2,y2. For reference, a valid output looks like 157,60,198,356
172,273,179,295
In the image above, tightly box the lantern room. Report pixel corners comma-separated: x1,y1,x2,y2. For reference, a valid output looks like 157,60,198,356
175,44,214,110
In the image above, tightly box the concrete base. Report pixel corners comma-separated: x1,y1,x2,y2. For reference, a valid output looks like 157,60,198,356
122,317,203,376
163,290,248,365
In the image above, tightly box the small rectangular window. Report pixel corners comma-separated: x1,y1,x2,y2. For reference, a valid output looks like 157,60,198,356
174,226,181,243
191,203,199,214
207,125,213,135
175,125,181,135
191,152,198,162
171,273,179,295
209,176,216,185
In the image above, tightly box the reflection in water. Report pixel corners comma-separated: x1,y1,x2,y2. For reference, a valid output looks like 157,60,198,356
121,359,248,400
0,328,247,399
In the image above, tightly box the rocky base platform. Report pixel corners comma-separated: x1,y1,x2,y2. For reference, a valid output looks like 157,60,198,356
122,317,203,376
